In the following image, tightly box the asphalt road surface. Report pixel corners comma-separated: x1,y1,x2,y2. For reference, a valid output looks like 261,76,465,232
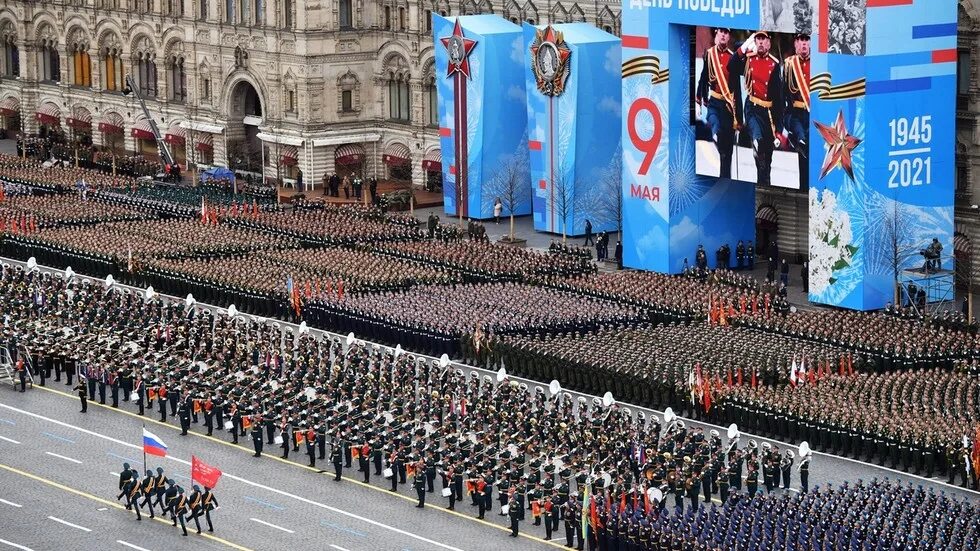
2,368,976,551
0,385,558,551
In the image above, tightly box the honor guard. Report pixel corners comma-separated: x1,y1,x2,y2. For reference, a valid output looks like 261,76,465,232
696,27,737,179
731,31,784,186
783,32,811,187
140,469,157,518
186,485,205,534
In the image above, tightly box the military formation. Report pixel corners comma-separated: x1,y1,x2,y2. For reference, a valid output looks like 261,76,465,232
1,167,979,548
375,238,597,284
2,265,979,549
494,323,855,414
305,282,645,358
0,153,137,192
115,464,219,535
0,195,144,228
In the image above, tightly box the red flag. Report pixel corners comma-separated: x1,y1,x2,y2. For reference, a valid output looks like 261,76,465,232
726,367,733,388
751,369,757,389
191,455,223,488
737,367,743,387
337,280,344,300
252,198,259,218
304,281,312,299
643,492,651,515
847,353,854,376
839,356,846,376
703,376,711,413
972,426,980,477
619,490,626,512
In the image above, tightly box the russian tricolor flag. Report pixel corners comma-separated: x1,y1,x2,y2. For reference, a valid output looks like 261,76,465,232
143,428,168,457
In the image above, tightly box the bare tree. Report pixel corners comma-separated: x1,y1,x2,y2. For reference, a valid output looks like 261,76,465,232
574,151,623,234
551,168,576,242
483,145,530,241
882,200,921,309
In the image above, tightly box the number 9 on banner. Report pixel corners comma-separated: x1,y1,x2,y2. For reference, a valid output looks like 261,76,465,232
628,97,663,177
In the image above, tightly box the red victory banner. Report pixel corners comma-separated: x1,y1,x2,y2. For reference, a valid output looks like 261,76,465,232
191,455,223,488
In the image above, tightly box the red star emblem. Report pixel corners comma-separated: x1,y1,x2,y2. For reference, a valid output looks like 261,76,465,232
529,26,572,67
440,19,477,79
814,110,862,181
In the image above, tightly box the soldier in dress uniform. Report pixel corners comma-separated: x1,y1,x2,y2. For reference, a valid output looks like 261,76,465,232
305,425,317,467
178,394,191,435
186,485,205,534
783,32,810,188
507,496,521,538
332,439,344,481
413,460,427,507
74,378,88,413
251,415,264,457
139,469,157,519
696,27,738,179
730,31,783,186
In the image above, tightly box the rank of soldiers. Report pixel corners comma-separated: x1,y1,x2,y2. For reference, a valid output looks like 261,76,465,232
3,266,980,550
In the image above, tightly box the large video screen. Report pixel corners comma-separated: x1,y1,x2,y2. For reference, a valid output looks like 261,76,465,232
692,26,809,191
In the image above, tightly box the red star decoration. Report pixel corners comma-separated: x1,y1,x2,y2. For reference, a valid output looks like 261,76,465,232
529,26,572,67
814,110,862,181
440,20,477,79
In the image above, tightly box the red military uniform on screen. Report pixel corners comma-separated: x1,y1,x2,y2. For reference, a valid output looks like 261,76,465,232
744,52,779,102
784,55,810,108
707,46,733,98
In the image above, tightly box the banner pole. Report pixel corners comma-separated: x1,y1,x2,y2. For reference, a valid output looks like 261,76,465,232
142,422,147,474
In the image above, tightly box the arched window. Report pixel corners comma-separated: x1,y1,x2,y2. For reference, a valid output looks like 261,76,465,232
425,76,437,126
338,70,359,112
284,73,297,113
137,54,158,97
101,40,123,91
167,54,186,101
239,0,250,24
388,75,410,121
0,23,18,78
133,37,158,97
340,0,353,28
37,38,60,82
254,0,264,25
166,0,184,16
68,35,92,88
284,0,294,28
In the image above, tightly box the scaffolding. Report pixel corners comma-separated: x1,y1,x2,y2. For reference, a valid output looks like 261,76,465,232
897,252,956,316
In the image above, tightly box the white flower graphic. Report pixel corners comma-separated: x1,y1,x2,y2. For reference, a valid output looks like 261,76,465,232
809,187,857,295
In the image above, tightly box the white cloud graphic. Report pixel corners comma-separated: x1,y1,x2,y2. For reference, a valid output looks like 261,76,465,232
598,96,620,114
604,45,621,76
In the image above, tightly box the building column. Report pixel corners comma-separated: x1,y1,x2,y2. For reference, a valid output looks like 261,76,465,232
410,146,424,189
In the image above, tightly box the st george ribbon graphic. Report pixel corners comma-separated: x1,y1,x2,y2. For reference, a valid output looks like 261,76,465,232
440,20,477,218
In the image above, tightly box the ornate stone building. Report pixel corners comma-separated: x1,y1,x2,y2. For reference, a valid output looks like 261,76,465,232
0,0,620,189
